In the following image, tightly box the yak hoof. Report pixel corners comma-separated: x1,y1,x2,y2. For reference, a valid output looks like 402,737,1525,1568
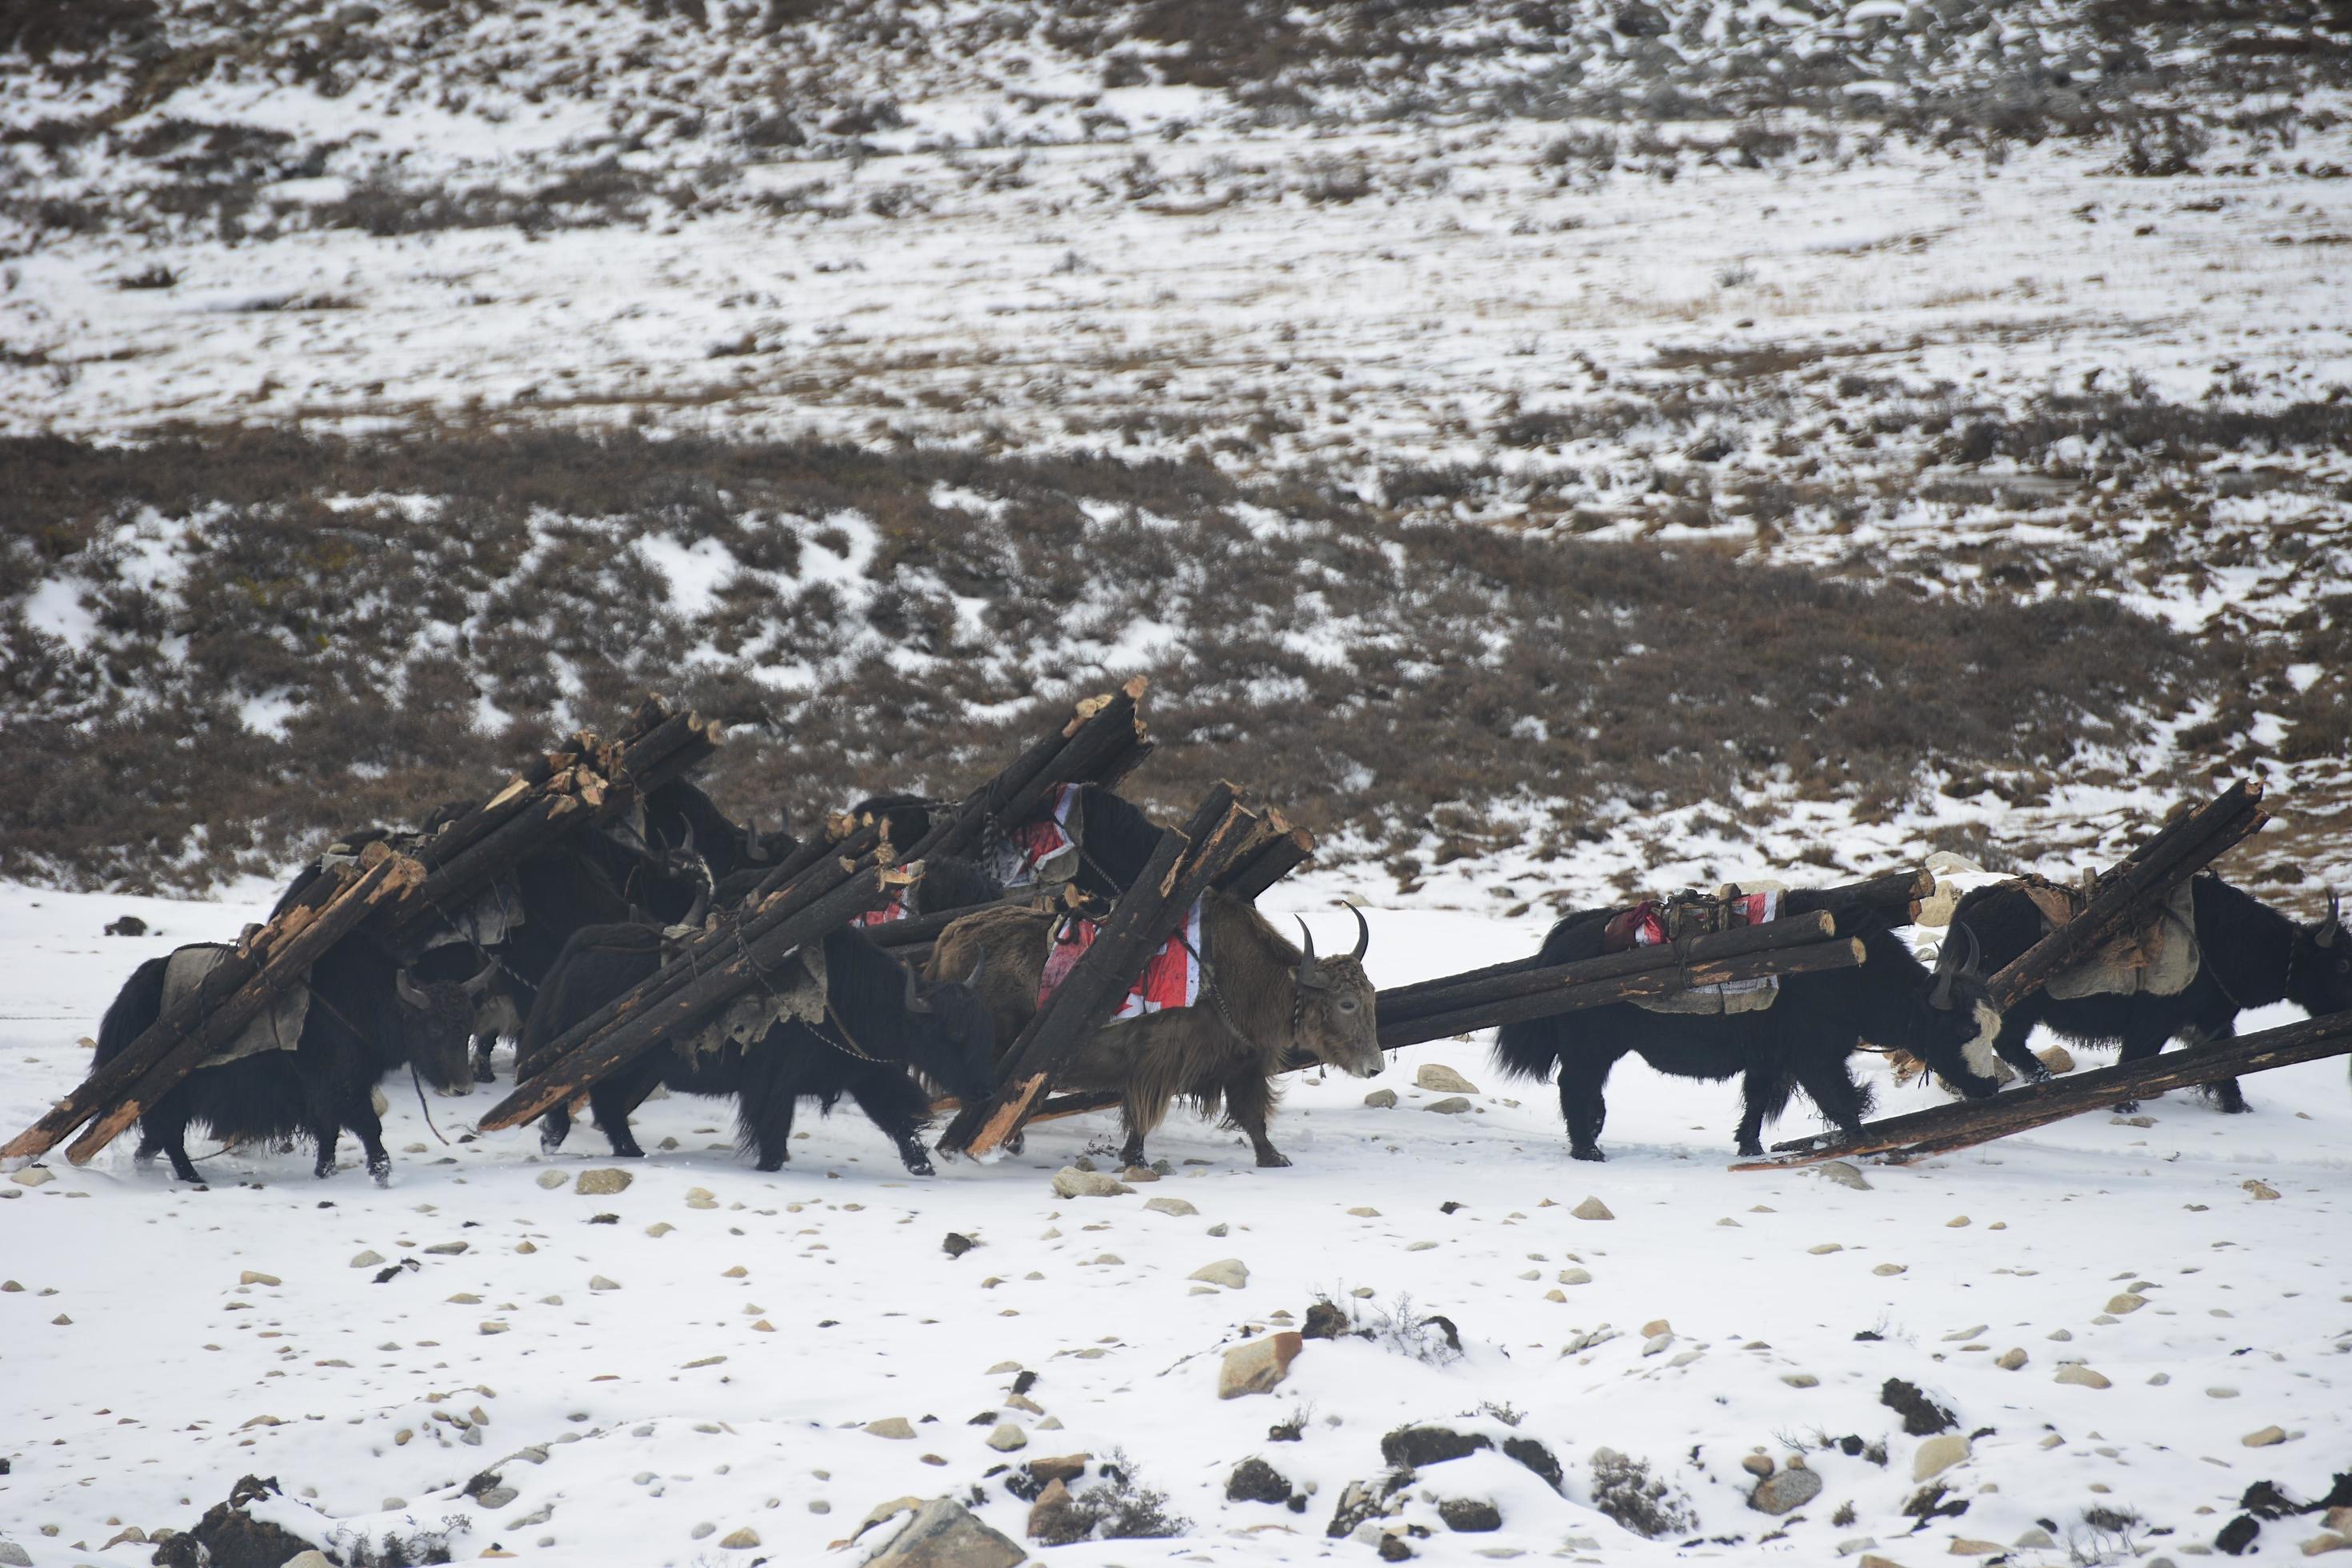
1737,1141,1765,1158
1254,1150,1293,1169
369,1160,392,1187
754,1157,786,1173
1570,1146,1606,1162
902,1154,937,1177
2114,1098,2139,1116
475,1066,498,1085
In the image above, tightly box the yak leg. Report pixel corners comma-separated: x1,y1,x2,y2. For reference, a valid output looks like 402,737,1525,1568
1221,1070,1290,1169
2112,1014,2179,1114
1987,1009,2053,1082
1733,1061,1798,1160
474,1035,498,1085
145,1109,203,1186
2182,1021,2248,1114
845,1066,938,1177
588,1056,666,1158
303,1070,346,1180
344,1092,394,1186
1789,1049,1873,1142
540,1099,574,1154
1555,1050,1613,1162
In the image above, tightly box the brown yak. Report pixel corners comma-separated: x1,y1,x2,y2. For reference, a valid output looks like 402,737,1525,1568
927,891,1383,1166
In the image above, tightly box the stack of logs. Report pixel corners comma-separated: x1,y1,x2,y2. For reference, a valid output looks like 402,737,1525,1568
3,697,723,1165
480,679,1186,1134
935,782,1315,1158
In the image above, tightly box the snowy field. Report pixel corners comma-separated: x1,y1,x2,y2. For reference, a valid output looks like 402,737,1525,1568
5,879,2348,1565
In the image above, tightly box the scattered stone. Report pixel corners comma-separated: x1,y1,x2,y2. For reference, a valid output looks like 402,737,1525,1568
1051,1167,1132,1199
1027,1478,1082,1542
1571,1197,1614,1221
645,1222,674,1238
1995,1349,2028,1371
2054,1366,2112,1389
1438,1498,1503,1532
1205,1222,1229,1238
423,1241,468,1256
1415,1064,1479,1094
1881,1378,1956,1436
2048,1328,2074,1341
1218,1332,1303,1398
1946,1216,1971,1228
2037,1045,2074,1074
8,1167,54,1189
1782,1374,1819,1389
869,1498,1025,1568
1819,1161,1872,1191
574,1169,631,1196
718,1527,759,1549
1382,1426,1490,1467
986,1422,1027,1452
1749,1466,1823,1515
349,1250,384,1268
1913,1435,1971,1482
1424,1095,1473,1114
864,1418,917,1440
1873,1263,1907,1277
2242,1426,2287,1448
1558,1267,1592,1286
2014,1527,2058,1549
942,1233,978,1259
0,1546,27,1568
1118,1166,1159,1183
1026,1454,1090,1487
1144,1197,1198,1218
2243,1179,2281,1201
1948,1541,2006,1557
2107,1294,2147,1314
238,1270,280,1287
685,1186,718,1210
589,1275,621,1291
1363,1089,1399,1109
1741,1454,1775,1478
1190,1258,1250,1290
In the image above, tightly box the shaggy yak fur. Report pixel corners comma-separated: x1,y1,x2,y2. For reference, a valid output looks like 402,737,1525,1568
522,923,998,1175
645,778,796,883
925,890,1384,1166
93,936,479,1186
1494,906,2003,1160
1949,875,2352,1113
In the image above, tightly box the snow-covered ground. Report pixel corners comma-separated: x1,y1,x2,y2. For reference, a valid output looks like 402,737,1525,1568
6,880,2347,1565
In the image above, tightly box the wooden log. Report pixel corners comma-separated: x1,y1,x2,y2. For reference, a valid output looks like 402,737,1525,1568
1381,935,1867,1049
476,857,895,1132
1217,818,1316,904
55,848,422,1165
1986,780,2266,1010
1782,867,1935,924
910,677,1153,865
1378,910,1838,1025
939,782,1273,1158
1742,1006,2352,1169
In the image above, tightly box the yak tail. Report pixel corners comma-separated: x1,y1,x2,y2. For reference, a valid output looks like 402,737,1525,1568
94,956,171,1070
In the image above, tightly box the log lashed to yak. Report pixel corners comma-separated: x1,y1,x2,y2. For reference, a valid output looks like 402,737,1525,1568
1949,874,2352,1113
521,920,998,1176
926,892,1383,1166
1494,906,2003,1160
92,935,481,1186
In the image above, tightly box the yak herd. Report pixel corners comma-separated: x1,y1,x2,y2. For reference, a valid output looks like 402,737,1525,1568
88,777,2352,1186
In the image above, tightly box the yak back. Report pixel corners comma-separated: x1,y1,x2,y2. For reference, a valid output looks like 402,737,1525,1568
915,854,1006,915
94,954,172,1073
517,922,665,1082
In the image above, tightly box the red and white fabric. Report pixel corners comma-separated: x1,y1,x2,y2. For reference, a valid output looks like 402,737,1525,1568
1036,894,1205,1021
994,782,1081,889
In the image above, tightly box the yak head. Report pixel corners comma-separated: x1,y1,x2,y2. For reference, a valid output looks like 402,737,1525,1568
899,953,998,1105
1290,907,1383,1078
392,954,497,1094
1906,922,2002,1098
2294,890,2352,1014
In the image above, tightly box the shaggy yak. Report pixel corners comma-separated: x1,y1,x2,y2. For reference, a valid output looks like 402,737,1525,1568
522,914,998,1177
926,893,1383,1166
93,935,480,1185
644,778,796,883
1948,875,2352,1113
1494,906,2002,1160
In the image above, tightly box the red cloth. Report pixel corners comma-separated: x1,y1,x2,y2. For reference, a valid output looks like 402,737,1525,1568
996,782,1080,889
1036,895,1204,1021
855,889,910,927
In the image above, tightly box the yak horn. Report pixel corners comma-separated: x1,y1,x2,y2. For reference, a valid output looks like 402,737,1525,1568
741,818,768,864
903,959,934,1015
1294,916,1323,987
395,969,430,1010
462,955,500,998
1927,923,1978,1011
1348,902,1370,962
2316,890,2342,947
963,952,986,988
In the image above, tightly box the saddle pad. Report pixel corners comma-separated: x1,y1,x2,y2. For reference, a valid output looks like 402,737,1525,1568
163,944,311,1067
994,782,1082,890
1036,895,1204,1022
1608,889,1782,1016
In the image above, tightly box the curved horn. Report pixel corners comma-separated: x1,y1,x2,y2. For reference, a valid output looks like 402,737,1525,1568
903,958,934,1015
1294,916,1323,988
1927,923,1974,1012
1956,922,1982,978
679,869,712,930
963,952,986,988
1348,902,1370,962
678,817,696,856
2319,890,2342,949
462,954,500,998
395,968,430,1010
741,818,767,865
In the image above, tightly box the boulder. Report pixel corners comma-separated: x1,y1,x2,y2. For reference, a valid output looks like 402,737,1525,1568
1143,1196,1198,1218
865,1418,918,1439
1363,1089,1399,1109
574,1169,632,1196
1438,1498,1502,1532
1748,1466,1822,1515
1423,1096,1473,1114
1819,1161,1872,1191
869,1497,1027,1568
1571,1197,1614,1221
1414,1064,1479,1094
1190,1258,1250,1290
1218,1332,1303,1398
2054,1365,2111,1389
1913,1434,1970,1482
1226,1457,1293,1504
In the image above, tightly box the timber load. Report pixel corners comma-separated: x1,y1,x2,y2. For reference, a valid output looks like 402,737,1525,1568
1739,1006,2352,1169
477,682,1164,1133
2,697,724,1166
934,782,1315,1159
1980,779,2266,1010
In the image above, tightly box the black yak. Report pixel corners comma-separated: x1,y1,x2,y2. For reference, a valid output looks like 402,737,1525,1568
522,922,997,1176
93,936,481,1185
645,778,795,883
1947,875,2352,1113
926,894,1382,1167
857,784,1162,902
1494,906,2001,1160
